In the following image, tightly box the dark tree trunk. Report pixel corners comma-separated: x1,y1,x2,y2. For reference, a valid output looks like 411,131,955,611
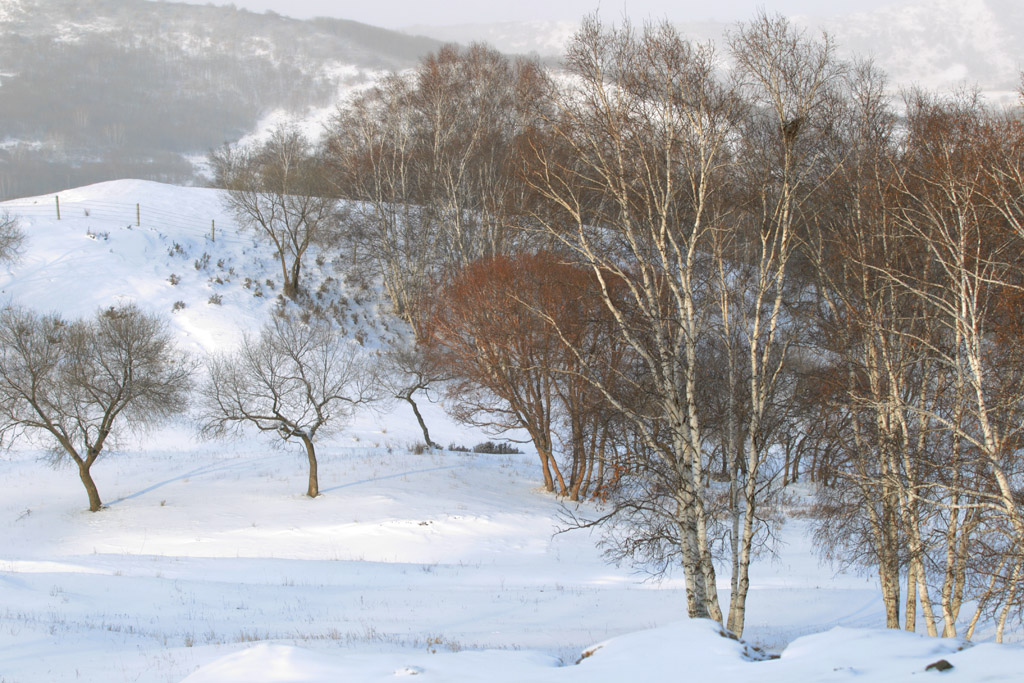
79,462,103,512
404,394,438,449
537,448,555,493
302,436,319,498
279,255,294,299
567,423,585,502
287,258,302,299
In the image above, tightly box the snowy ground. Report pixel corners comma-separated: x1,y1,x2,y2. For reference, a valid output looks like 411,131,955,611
1,180,1023,682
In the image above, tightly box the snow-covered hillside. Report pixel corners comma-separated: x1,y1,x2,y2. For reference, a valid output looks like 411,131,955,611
0,179,384,354
1,180,1023,682
0,0,445,199
2,180,257,350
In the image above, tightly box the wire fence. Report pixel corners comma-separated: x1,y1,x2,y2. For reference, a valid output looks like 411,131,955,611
2,195,258,248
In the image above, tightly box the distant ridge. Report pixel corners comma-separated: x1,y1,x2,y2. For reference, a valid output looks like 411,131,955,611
404,0,1024,96
2,0,1020,202
0,0,446,200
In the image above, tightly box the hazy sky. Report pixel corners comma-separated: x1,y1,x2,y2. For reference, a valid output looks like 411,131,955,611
153,0,907,29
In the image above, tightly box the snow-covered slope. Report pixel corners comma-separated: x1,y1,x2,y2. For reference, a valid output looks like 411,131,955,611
1,180,1023,682
2,180,254,351
0,179,376,353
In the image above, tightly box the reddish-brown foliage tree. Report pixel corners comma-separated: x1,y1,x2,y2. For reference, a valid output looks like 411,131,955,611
425,252,625,500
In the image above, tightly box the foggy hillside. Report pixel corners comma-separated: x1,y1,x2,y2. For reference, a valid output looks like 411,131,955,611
0,0,444,200
3,0,1021,202
405,0,1024,98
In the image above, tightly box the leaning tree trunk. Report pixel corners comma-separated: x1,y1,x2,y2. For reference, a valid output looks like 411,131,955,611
78,461,103,512
403,394,439,449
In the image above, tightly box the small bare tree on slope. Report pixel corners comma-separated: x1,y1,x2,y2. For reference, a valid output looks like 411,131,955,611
0,211,24,263
0,304,193,512
212,125,338,299
199,312,381,498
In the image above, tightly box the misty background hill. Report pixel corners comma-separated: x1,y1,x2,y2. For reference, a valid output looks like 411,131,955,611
405,0,1024,97
0,0,444,199
1,0,1021,201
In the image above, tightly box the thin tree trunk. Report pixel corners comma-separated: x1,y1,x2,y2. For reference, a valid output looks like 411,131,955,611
876,474,902,629
403,394,438,449
900,483,937,635
941,504,961,637
549,448,568,497
289,257,302,299
279,254,294,299
950,510,974,626
579,427,601,500
568,425,585,502
723,289,742,630
914,558,938,637
728,474,740,628
681,322,724,624
302,436,319,498
537,448,556,493
905,565,917,632
866,341,901,629
965,555,1007,641
879,557,901,628
728,477,757,636
995,561,1021,643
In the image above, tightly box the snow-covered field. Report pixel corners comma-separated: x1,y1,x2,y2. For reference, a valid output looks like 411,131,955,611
1,180,1023,682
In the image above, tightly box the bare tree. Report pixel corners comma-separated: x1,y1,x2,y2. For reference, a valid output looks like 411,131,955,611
804,77,1024,640
199,313,380,498
212,125,337,299
806,70,912,632
0,211,24,262
378,340,447,450
0,304,193,512
326,73,438,331
326,44,548,332
425,253,572,495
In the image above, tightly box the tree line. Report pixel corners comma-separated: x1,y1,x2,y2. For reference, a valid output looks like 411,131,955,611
3,10,1023,644
319,14,1024,640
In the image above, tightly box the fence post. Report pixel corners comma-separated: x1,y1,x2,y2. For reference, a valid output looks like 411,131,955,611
136,203,140,227
55,195,60,221
211,219,215,242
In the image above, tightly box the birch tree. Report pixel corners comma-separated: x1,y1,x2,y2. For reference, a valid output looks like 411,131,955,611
525,16,739,622
719,13,846,635
891,93,1024,640
807,84,1024,640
